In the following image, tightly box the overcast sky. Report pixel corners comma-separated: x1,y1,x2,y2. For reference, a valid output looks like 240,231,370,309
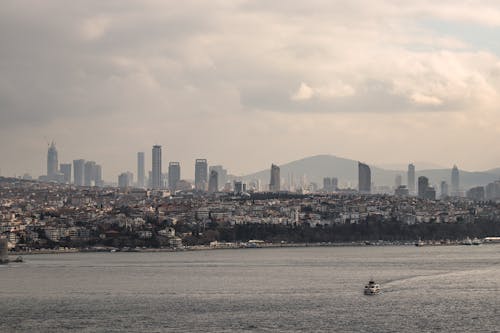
2,0,500,180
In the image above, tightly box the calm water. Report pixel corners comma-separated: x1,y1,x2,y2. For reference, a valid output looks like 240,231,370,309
1,245,499,332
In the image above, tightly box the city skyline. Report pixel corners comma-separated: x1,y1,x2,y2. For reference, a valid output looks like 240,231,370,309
15,141,493,194
44,145,480,199
9,140,489,184
3,2,500,179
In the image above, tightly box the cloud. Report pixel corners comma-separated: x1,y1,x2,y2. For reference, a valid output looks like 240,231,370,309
410,93,443,106
2,1,500,178
291,82,355,101
81,16,111,41
291,83,314,101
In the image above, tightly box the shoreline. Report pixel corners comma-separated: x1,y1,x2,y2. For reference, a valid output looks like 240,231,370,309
8,240,496,256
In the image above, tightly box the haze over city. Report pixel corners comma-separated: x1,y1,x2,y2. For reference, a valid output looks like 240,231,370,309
2,2,500,333
2,1,500,179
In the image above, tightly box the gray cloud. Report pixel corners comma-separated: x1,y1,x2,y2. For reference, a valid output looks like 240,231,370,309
1,1,500,178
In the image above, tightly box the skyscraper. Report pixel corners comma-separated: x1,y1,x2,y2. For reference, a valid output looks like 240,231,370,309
426,186,436,200
234,180,246,193
168,162,180,191
358,162,371,194
407,164,415,195
440,181,449,199
152,145,162,189
73,159,85,186
118,172,131,188
209,165,227,190
208,170,218,193
47,142,58,180
195,159,208,191
94,164,103,187
84,161,96,186
269,164,280,192
60,163,72,184
418,176,429,199
331,177,338,191
322,177,338,192
137,152,145,188
323,177,332,191
451,165,460,196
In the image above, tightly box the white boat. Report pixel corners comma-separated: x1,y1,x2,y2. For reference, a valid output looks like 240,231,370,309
364,280,381,295
472,238,482,245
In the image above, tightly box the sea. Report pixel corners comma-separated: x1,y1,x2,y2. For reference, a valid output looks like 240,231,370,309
1,245,498,332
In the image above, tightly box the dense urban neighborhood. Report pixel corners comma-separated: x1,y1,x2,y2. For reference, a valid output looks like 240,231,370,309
1,177,499,253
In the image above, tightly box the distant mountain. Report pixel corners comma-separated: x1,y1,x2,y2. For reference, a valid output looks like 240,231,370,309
375,161,446,170
485,168,500,177
242,154,500,189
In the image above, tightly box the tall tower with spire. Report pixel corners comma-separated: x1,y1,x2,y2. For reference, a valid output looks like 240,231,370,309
47,142,58,180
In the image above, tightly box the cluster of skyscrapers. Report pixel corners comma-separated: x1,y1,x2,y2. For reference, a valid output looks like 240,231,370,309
405,164,460,200
354,161,462,200
41,142,468,199
41,142,103,187
120,153,464,198
323,177,339,192
117,145,231,192
117,145,279,194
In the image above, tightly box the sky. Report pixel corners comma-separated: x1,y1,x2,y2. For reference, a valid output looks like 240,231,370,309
2,0,500,181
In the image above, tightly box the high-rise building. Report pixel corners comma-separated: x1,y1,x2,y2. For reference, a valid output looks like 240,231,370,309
451,165,460,196
195,159,208,191
47,142,58,180
168,162,181,191
485,181,500,200
466,186,484,201
418,176,428,198
84,161,96,186
209,165,227,190
94,164,103,187
331,177,338,191
358,162,371,194
395,174,402,188
407,164,415,195
395,185,409,197
208,170,219,193
426,186,436,200
323,177,332,191
137,152,145,188
269,164,280,192
60,163,72,184
73,159,85,186
440,181,449,199
118,172,131,189
417,176,437,200
152,145,162,189
322,177,338,192
234,180,246,193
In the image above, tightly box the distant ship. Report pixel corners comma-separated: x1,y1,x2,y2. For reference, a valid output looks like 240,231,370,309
364,280,381,295
472,238,482,246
